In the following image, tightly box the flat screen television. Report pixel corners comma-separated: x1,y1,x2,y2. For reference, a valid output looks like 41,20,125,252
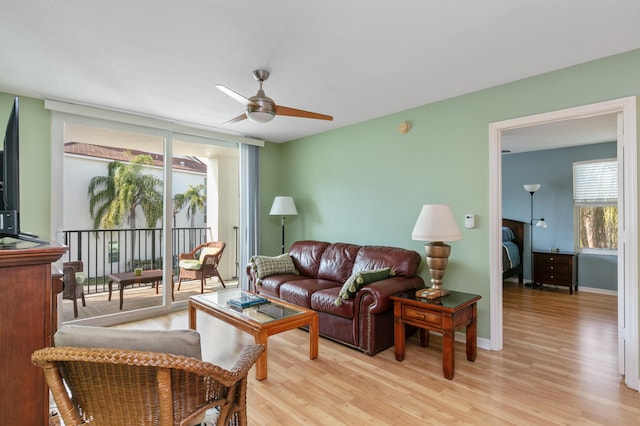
0,97,20,237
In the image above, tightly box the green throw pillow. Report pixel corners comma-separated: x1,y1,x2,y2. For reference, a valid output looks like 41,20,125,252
251,253,298,285
335,267,395,306
356,268,395,285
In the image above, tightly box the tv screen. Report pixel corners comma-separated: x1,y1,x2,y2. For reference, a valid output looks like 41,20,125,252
0,97,19,237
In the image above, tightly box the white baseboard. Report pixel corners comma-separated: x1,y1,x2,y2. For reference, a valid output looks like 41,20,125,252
578,286,617,296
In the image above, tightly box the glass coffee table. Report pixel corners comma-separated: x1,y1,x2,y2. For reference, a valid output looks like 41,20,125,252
188,288,319,380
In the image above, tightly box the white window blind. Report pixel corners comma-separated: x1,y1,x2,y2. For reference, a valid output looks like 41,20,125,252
573,159,617,205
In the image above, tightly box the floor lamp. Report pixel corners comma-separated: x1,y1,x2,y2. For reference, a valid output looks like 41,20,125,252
269,196,298,254
524,184,547,288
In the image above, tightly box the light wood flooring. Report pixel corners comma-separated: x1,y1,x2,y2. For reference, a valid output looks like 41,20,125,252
60,278,236,322
116,282,640,425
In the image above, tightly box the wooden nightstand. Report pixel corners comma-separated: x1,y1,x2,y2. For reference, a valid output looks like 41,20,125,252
390,290,481,380
533,251,578,294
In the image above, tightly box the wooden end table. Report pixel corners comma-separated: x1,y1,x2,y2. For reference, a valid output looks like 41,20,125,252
107,269,170,310
390,290,481,380
189,289,318,381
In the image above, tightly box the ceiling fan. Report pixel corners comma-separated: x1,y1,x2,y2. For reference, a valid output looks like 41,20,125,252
216,69,333,125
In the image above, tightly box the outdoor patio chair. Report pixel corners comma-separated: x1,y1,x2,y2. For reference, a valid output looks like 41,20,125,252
62,261,86,318
33,325,264,426
178,241,226,293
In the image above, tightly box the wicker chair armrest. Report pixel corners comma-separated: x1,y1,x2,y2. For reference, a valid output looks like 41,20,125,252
179,253,195,260
229,344,265,375
63,261,83,272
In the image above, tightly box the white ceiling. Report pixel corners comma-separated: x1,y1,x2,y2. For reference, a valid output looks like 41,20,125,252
1,1,639,144
502,113,618,154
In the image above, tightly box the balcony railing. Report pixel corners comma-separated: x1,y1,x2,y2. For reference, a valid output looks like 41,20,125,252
62,227,211,294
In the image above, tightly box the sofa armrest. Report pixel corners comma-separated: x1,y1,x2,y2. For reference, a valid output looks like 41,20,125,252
246,262,258,290
355,276,424,315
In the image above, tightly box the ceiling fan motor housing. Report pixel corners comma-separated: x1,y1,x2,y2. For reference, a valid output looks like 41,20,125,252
247,90,276,122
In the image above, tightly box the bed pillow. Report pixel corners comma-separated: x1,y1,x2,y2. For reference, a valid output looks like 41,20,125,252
335,267,395,305
502,226,515,242
251,253,298,285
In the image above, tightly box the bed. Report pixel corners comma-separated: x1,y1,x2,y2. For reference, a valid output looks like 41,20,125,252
502,218,524,283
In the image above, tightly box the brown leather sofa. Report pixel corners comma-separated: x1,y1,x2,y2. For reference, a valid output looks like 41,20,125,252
248,240,424,355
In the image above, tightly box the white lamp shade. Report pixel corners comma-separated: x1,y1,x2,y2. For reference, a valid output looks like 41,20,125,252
523,183,541,193
269,196,298,216
536,219,548,228
411,204,462,242
247,111,275,123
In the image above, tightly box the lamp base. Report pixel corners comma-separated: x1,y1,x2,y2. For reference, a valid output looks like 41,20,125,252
425,241,452,291
416,288,450,299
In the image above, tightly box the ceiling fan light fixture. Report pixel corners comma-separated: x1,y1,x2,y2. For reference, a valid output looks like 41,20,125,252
247,110,275,123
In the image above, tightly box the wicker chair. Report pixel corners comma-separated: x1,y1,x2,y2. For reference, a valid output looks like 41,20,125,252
62,261,86,318
178,241,226,293
32,344,264,426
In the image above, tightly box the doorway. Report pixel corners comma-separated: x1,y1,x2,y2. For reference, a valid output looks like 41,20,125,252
488,97,639,391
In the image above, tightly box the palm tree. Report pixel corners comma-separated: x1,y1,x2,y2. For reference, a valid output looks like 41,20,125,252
88,154,163,270
174,184,207,250
88,154,163,230
173,184,207,228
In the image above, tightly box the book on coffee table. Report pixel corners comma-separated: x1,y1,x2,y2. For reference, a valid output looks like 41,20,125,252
227,294,269,309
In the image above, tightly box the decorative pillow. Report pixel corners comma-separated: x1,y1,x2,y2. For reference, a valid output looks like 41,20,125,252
335,267,395,306
75,272,87,285
251,253,298,285
199,247,221,263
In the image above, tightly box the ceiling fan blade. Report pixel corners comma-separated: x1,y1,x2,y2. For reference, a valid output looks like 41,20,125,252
274,105,333,121
221,113,248,126
216,84,258,107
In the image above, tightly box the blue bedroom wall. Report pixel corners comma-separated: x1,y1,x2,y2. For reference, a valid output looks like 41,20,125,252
502,142,618,291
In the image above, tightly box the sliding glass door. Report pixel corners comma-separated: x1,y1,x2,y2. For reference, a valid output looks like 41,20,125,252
55,114,241,325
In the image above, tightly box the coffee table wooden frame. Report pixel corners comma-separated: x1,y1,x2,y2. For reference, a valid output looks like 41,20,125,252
188,292,318,380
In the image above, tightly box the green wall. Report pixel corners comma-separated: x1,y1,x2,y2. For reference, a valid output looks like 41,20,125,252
260,48,640,339
0,94,51,240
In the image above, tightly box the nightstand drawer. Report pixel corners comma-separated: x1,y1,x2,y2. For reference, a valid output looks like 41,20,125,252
535,253,571,265
536,271,570,285
536,263,570,274
403,306,442,327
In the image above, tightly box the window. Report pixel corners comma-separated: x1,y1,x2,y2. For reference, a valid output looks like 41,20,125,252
573,158,618,253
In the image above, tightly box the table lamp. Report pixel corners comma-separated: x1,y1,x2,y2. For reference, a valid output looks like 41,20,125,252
411,204,462,298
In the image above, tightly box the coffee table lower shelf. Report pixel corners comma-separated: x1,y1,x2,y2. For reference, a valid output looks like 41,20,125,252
188,291,318,381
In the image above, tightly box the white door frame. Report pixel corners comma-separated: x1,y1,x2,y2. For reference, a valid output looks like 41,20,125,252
488,96,638,391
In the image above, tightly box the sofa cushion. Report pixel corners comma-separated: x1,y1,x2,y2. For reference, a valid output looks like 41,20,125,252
317,242,361,283
257,273,307,298
289,240,330,278
335,268,394,305
353,245,421,278
279,278,341,308
251,253,298,285
312,287,354,319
